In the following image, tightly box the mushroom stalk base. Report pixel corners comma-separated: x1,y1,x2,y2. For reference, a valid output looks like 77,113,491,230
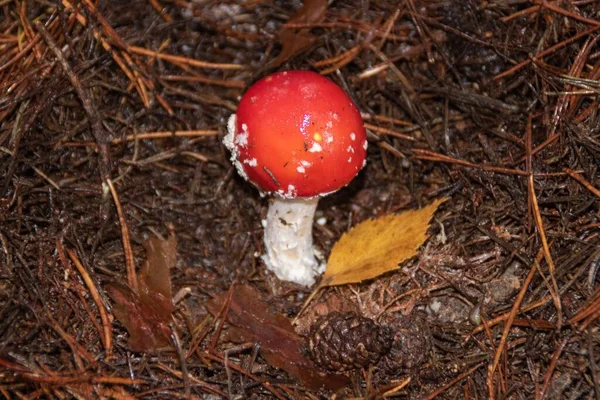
262,197,324,286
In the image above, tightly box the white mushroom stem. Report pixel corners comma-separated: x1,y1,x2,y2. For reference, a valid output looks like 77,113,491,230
262,197,324,286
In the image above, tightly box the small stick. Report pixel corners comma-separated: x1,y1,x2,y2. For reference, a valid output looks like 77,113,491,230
313,45,360,67
578,304,600,331
61,129,219,147
564,168,600,199
407,0,434,63
375,8,402,51
513,133,560,166
293,285,324,324
588,328,600,399
45,310,94,369
147,0,173,22
0,33,41,73
93,377,145,385
35,21,111,180
56,240,106,355
494,25,600,80
569,292,600,324
422,362,486,400
487,253,542,394
160,74,244,88
95,387,136,400
283,20,406,41
154,363,227,397
19,373,144,385
378,141,406,159
106,179,138,292
181,151,209,163
378,377,412,398
361,113,413,126
365,122,415,141
128,45,243,70
469,295,552,335
525,116,562,329
317,45,362,75
500,5,538,23
66,248,113,358
171,327,190,396
31,166,60,190
120,51,151,108
414,148,528,176
115,129,218,143
60,0,169,113
209,285,234,350
541,0,600,27
155,93,174,115
539,338,569,400
80,0,128,49
185,315,213,359
414,148,571,177
203,351,287,400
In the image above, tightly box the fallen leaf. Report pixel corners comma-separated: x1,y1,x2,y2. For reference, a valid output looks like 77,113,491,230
270,0,328,68
206,284,348,390
106,234,177,351
321,198,448,287
138,235,177,321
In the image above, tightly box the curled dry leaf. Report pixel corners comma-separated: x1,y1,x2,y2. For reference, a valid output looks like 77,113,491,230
321,198,448,287
106,234,177,351
206,284,348,390
270,0,328,68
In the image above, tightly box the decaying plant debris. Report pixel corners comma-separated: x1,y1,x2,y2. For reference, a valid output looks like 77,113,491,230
2,0,600,398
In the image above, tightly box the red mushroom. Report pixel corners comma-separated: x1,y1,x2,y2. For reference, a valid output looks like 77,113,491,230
224,70,367,286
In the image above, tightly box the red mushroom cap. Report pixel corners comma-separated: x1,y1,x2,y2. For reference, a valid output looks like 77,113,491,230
227,70,367,198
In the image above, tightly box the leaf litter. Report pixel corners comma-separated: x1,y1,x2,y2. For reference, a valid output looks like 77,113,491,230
206,284,349,391
270,0,328,68
106,234,177,352
3,0,600,398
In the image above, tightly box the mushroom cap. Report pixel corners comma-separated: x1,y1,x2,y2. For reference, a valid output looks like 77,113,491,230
228,70,367,198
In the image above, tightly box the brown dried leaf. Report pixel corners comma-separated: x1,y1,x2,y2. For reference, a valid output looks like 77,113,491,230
206,284,348,390
139,235,177,320
271,0,328,68
321,198,448,287
106,283,173,351
106,234,177,351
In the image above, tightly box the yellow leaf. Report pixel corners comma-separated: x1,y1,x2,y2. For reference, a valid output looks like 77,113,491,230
320,198,448,287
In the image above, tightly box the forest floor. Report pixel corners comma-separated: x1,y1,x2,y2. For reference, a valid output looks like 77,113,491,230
2,0,600,399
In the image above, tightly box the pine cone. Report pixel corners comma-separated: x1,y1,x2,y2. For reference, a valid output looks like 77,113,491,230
308,311,393,372
377,313,431,374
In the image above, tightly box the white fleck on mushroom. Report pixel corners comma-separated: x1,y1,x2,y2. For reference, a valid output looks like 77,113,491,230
287,185,296,197
308,142,322,153
244,158,258,167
